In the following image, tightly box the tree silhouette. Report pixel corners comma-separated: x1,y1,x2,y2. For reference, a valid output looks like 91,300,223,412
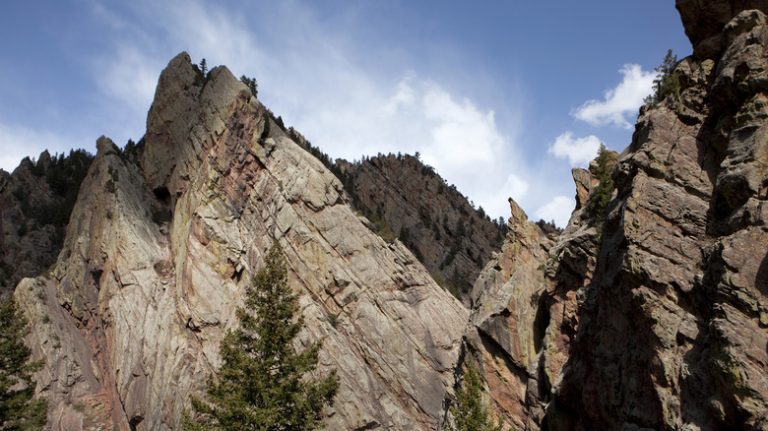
0,296,47,430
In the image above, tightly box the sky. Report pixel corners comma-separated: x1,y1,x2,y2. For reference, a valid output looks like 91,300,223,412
0,1,691,226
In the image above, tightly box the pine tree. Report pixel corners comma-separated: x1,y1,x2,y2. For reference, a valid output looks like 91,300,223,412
587,143,614,223
183,243,338,431
200,58,208,77
447,363,505,431
0,296,47,430
240,75,258,98
644,49,679,105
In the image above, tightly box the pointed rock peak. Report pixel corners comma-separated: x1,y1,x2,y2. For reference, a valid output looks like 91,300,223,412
142,52,253,195
168,51,192,69
572,168,593,210
96,136,119,157
507,197,529,226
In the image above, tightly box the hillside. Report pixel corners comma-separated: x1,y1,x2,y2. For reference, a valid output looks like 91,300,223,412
337,154,505,301
0,150,93,295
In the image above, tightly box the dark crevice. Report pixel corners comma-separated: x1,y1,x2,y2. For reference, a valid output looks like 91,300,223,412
129,415,144,431
533,293,551,354
152,185,171,202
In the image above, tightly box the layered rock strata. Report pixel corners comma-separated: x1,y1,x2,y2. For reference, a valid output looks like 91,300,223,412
463,2,768,430
15,53,467,430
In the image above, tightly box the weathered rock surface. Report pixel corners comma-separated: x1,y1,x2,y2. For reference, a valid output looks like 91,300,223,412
15,52,468,430
337,154,505,302
462,1,768,430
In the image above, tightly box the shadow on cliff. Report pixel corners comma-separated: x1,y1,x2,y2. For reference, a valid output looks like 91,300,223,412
757,251,768,296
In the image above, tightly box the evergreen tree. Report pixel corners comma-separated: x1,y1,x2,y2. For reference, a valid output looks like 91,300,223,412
240,75,258,98
587,143,615,223
183,243,338,431
447,363,505,431
200,58,208,77
644,49,679,105
0,296,47,430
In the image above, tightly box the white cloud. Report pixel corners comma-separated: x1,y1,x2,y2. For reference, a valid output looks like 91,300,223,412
535,195,574,227
572,64,655,129
97,44,160,112
24,0,565,223
548,132,602,166
86,0,531,220
503,174,529,202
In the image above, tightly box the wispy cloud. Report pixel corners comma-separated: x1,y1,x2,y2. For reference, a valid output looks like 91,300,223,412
0,123,87,172
571,64,655,129
86,0,530,220
534,195,574,227
548,132,602,166
96,44,161,113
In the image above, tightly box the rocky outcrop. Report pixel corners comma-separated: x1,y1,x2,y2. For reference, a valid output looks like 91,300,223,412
0,150,93,295
14,53,467,430
464,1,768,430
461,164,604,430
337,154,505,301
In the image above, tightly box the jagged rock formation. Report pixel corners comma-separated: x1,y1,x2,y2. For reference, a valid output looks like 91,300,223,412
13,53,467,430
7,1,768,430
337,154,505,301
463,1,768,430
0,151,93,295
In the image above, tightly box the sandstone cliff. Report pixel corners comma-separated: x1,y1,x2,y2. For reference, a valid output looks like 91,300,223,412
463,1,768,430
337,154,505,302
13,53,468,430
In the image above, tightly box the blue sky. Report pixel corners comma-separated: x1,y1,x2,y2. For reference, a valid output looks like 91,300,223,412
0,1,690,226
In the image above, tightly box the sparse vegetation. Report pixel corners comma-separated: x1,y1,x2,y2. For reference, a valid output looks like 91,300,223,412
369,211,397,243
536,219,562,236
644,49,680,106
122,137,145,162
27,150,92,223
183,243,337,430
199,58,208,77
0,296,48,429
240,75,258,98
327,313,339,328
587,144,615,223
260,112,271,143
447,363,506,431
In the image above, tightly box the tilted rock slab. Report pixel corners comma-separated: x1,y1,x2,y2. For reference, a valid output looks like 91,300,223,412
15,52,467,430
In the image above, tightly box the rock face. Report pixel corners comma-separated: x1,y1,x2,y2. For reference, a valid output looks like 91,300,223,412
337,154,505,301
0,150,93,295
464,1,768,430
14,53,467,430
